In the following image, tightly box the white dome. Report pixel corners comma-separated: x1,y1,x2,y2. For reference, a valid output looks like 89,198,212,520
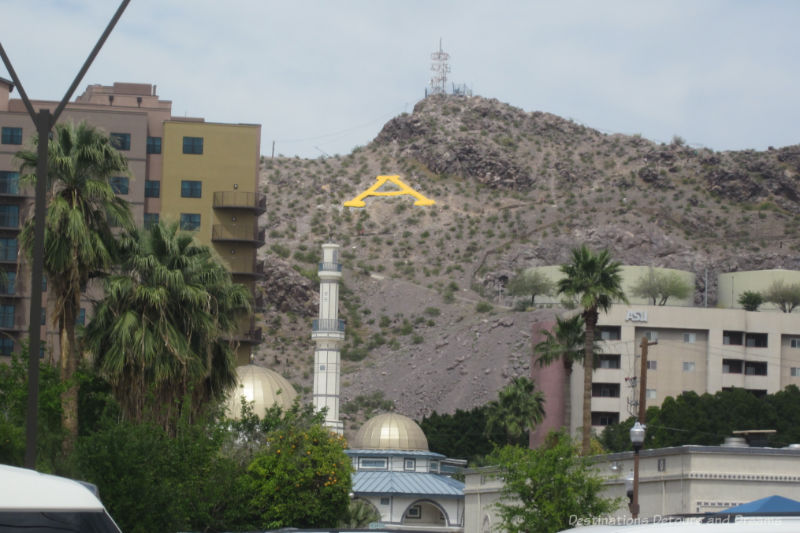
352,412,429,451
225,364,297,419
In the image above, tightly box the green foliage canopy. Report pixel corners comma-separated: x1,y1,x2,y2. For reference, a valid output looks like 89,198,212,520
489,432,619,533
762,279,800,313
506,269,554,306
630,268,692,305
738,290,764,311
484,376,545,446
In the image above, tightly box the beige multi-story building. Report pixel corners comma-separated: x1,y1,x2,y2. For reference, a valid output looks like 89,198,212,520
0,80,263,364
527,267,800,440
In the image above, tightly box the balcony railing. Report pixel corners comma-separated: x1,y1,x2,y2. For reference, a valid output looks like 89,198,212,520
213,191,267,214
312,318,346,340
211,225,266,245
318,262,342,272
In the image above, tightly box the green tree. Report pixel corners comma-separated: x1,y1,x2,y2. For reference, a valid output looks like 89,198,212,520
241,417,353,529
506,269,554,307
0,347,64,468
84,221,250,432
738,290,764,311
343,499,381,528
533,315,586,428
630,267,692,305
763,280,800,313
17,121,133,452
421,406,493,463
488,432,619,533
558,245,627,454
485,376,545,445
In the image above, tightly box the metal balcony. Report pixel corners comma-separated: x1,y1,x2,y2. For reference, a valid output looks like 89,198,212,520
311,318,346,341
318,262,342,273
213,191,266,215
211,224,266,246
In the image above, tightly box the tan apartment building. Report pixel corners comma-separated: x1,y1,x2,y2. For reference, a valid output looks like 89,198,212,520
0,80,263,364
527,266,800,441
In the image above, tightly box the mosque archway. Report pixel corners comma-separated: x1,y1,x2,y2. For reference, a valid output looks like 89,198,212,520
401,499,448,527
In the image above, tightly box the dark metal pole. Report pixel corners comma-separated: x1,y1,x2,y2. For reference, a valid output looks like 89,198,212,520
632,447,641,518
0,0,129,469
24,110,50,468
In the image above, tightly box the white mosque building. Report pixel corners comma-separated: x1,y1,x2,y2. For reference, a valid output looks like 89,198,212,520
226,242,467,531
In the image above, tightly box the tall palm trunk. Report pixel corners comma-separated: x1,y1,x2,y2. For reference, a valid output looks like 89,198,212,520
582,307,598,455
59,267,82,455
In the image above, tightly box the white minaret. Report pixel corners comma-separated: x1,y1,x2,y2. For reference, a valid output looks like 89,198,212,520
312,242,344,434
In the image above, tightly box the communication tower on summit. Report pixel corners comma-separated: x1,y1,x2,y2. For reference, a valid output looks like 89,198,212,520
429,38,450,95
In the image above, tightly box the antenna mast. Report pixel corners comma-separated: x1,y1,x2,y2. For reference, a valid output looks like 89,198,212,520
429,38,450,95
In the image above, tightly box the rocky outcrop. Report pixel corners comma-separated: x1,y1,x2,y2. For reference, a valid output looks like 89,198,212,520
260,257,317,316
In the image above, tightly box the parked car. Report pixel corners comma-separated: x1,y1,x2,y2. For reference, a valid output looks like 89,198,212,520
0,463,121,532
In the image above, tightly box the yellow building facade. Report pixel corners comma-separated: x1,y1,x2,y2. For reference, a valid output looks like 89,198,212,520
160,120,265,365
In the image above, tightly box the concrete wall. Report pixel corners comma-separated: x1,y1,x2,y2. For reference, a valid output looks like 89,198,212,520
527,265,695,307
718,269,800,310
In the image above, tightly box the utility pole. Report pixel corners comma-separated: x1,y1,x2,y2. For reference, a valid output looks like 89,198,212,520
0,0,130,469
631,335,656,519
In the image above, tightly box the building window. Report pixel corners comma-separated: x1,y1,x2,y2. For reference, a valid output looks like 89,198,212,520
144,180,160,198
599,326,621,341
181,180,202,198
110,132,131,151
647,360,657,370
406,505,421,519
144,213,159,229
146,136,162,154
0,171,19,194
745,361,767,376
791,367,800,377
643,330,658,342
723,331,744,345
592,382,620,398
179,213,201,231
359,457,387,470
745,333,768,348
1,127,22,145
723,359,743,374
182,136,203,154
598,354,621,369
77,308,86,326
380,497,390,506
40,308,46,326
0,205,19,228
684,332,696,344
683,361,696,372
790,338,800,348
0,304,14,328
0,238,17,261
591,411,619,426
646,389,657,400
0,336,13,355
429,460,439,473
404,458,416,471
0,271,14,295
110,176,129,195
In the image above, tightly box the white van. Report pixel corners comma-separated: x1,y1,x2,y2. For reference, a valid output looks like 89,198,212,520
0,464,121,532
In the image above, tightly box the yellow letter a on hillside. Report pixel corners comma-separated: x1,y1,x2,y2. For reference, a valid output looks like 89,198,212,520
343,175,435,208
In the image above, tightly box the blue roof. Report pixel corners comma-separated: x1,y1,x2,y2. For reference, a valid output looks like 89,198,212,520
723,495,800,513
352,471,464,497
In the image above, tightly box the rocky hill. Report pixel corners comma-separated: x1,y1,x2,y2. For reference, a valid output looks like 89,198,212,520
252,94,800,436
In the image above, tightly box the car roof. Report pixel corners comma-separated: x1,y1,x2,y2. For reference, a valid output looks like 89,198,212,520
0,464,106,511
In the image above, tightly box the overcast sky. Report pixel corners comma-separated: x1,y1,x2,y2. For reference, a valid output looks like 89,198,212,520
1,1,798,158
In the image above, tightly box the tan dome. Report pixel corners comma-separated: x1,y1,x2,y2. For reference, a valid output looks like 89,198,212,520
352,413,429,451
225,364,297,419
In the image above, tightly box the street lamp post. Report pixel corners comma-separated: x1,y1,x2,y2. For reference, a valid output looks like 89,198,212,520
629,420,645,518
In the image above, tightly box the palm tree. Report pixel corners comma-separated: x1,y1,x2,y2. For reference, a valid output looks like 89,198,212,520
484,376,545,446
534,314,585,429
557,245,627,455
84,221,251,432
16,121,133,452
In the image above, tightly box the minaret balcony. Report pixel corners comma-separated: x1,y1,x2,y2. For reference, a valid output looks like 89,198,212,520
318,261,342,280
312,318,346,341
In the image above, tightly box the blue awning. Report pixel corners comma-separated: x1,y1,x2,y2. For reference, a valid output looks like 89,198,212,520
723,495,800,513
